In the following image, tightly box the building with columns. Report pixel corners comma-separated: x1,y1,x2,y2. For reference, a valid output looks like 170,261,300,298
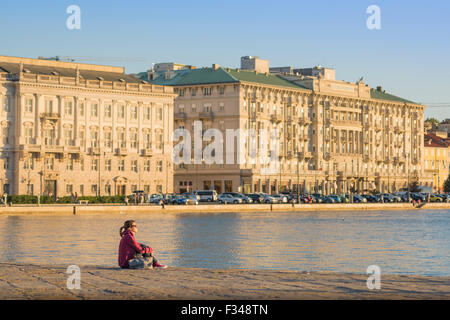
0,55,175,197
423,133,449,192
142,56,428,195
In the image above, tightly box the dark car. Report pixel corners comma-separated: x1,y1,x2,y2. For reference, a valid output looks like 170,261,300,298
245,193,263,204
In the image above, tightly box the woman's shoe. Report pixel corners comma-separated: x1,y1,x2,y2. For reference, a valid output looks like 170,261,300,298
154,262,168,269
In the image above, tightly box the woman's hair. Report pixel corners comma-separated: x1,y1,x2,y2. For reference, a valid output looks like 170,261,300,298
120,220,135,237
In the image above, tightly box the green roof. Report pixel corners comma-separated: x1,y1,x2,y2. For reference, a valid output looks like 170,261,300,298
370,88,418,105
144,67,310,90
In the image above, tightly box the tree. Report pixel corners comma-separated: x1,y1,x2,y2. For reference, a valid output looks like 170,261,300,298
444,174,450,193
425,118,439,125
409,180,421,193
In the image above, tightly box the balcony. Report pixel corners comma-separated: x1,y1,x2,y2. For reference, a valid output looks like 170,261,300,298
298,117,311,126
142,149,153,157
44,145,64,154
90,147,100,155
270,114,282,124
199,111,214,120
174,112,187,121
117,147,127,156
40,113,60,122
64,146,81,154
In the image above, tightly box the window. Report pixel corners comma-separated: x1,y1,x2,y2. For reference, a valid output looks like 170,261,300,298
157,160,163,172
24,157,34,170
179,89,185,97
2,96,10,112
91,103,98,118
66,184,73,194
118,131,126,148
158,108,163,121
144,107,151,120
27,184,34,195
130,132,138,148
80,184,84,196
105,159,111,171
144,160,150,172
218,86,225,95
79,129,85,147
144,132,152,149
131,160,138,172
45,100,53,113
90,128,99,147
67,158,74,171
191,104,197,113
91,159,99,171
104,131,112,148
203,87,212,95
191,88,197,96
65,101,73,116
64,128,73,146
45,157,54,170
91,184,98,195
44,128,54,146
156,131,163,149
118,105,125,119
25,127,33,144
130,106,138,120
105,184,111,196
219,102,224,112
79,103,84,116
80,159,85,171
104,105,112,118
25,98,33,113
118,159,125,171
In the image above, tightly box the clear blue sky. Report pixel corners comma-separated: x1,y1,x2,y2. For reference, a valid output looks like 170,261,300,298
1,0,449,120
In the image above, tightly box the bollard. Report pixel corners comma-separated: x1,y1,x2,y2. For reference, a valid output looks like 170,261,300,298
73,206,76,215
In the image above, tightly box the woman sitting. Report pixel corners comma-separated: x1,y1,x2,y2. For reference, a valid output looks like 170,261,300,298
118,220,167,269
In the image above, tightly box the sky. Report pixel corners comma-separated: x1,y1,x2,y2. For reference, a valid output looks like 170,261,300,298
1,0,449,120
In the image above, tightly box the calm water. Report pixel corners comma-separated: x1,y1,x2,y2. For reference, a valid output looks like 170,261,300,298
0,210,449,276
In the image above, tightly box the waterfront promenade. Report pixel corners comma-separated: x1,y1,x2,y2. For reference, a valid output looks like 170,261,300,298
0,202,449,215
0,263,449,300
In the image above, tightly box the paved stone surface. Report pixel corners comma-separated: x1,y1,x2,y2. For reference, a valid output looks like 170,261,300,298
0,263,449,300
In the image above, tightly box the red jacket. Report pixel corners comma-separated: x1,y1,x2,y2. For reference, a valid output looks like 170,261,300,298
118,230,152,268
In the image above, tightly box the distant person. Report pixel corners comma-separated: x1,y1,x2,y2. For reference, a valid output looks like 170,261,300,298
74,192,78,204
71,192,75,203
124,196,129,206
118,220,167,269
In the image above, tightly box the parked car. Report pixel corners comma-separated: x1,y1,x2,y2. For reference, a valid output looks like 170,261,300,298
149,194,163,204
429,194,444,202
182,192,200,201
176,195,198,205
165,194,179,205
328,194,342,203
271,194,289,203
218,193,243,204
321,196,336,203
257,193,278,204
245,193,264,204
352,194,367,203
221,192,253,204
195,190,218,202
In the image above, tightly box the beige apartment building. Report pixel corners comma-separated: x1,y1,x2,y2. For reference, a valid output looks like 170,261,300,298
0,55,175,197
144,56,428,195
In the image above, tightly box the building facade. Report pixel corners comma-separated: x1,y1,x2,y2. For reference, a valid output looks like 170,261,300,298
424,133,449,192
0,55,175,197
143,57,428,194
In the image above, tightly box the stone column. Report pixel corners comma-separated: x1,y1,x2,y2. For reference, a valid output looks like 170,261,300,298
34,94,41,145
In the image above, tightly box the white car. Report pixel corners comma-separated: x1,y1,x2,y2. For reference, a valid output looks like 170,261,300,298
218,194,243,204
271,194,289,203
257,193,278,204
